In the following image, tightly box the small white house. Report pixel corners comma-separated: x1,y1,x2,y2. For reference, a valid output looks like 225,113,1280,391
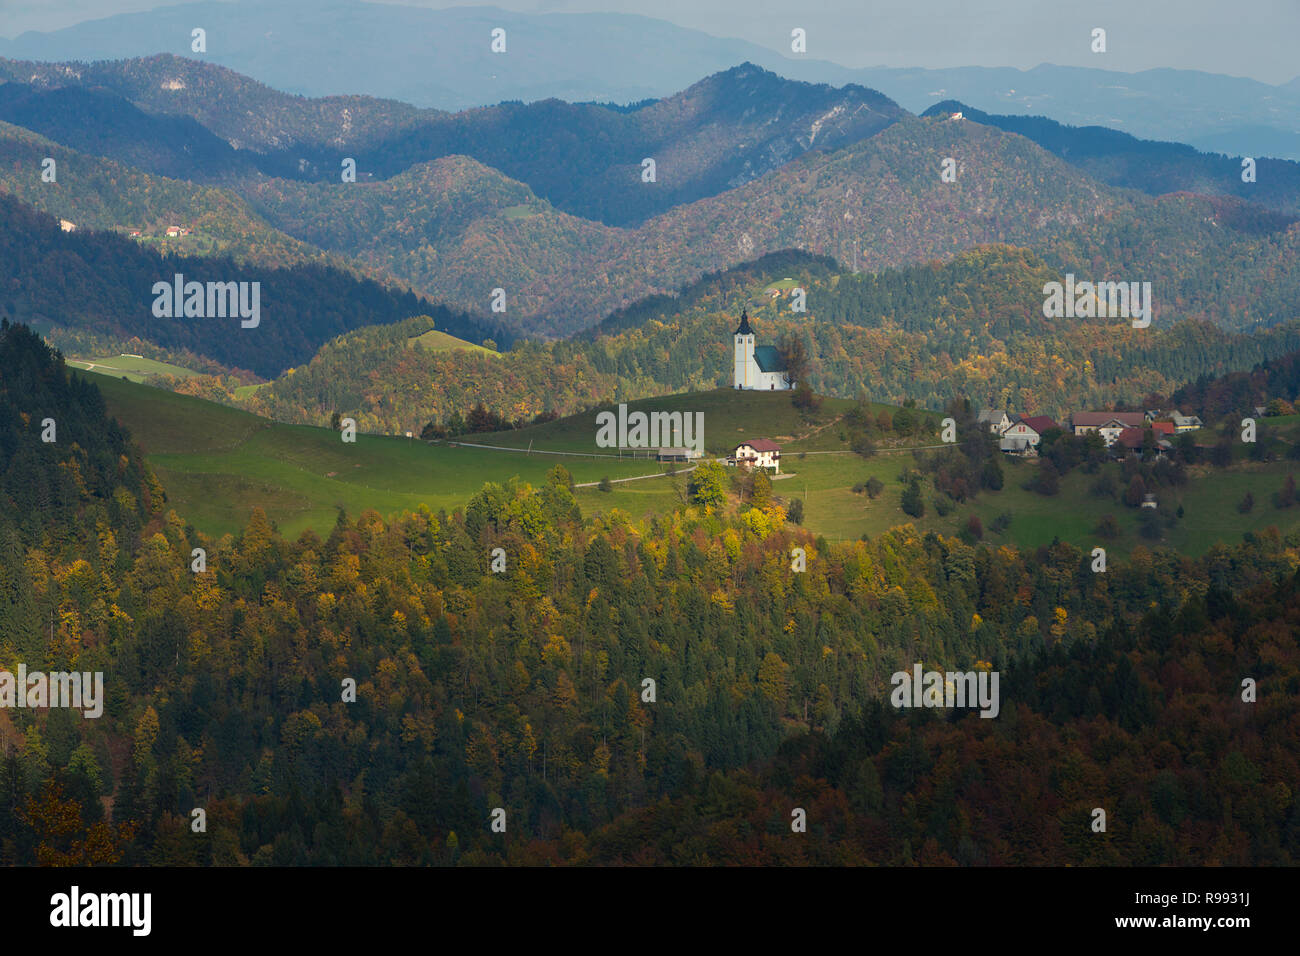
58,219,76,232
733,439,781,474
977,409,1011,435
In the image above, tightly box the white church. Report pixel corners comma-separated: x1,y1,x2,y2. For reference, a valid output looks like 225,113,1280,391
732,310,792,390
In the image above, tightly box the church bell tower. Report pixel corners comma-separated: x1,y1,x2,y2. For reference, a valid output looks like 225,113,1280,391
733,309,754,389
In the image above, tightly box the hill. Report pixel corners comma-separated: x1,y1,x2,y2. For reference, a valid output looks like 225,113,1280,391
88,370,673,539
0,81,259,182
921,100,1300,217
0,193,503,377
0,120,320,264
239,113,1132,335
248,237,1300,441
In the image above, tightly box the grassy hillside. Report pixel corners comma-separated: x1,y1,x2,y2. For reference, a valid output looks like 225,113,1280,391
407,327,498,355
66,354,201,382
90,371,668,538
91,369,1300,556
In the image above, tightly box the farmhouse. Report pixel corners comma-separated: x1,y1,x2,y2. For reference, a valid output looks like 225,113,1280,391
1072,411,1146,446
1111,426,1174,458
999,414,1059,454
733,439,781,474
1170,411,1202,432
977,409,1011,434
732,310,791,390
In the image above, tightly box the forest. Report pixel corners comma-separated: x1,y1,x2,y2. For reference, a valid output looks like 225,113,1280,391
1,321,1296,865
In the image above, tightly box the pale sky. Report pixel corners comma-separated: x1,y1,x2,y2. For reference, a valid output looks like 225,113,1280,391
2,0,1296,84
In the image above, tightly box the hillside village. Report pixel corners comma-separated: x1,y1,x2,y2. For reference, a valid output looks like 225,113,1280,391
979,407,1204,457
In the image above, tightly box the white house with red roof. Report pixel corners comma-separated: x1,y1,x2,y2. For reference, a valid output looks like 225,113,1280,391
733,438,782,473
999,414,1060,454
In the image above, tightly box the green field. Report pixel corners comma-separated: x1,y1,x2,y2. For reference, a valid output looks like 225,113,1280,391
473,388,865,455
233,382,271,400
88,372,672,539
68,354,200,383
407,328,498,355
86,372,1300,555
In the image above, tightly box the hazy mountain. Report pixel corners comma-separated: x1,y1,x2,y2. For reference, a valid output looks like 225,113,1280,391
0,81,258,181
0,59,903,226
0,54,426,152
0,0,775,109
239,114,1128,335
3,0,1298,158
920,101,1300,217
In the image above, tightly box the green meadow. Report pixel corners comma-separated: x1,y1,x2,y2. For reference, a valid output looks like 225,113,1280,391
87,372,669,539
67,354,201,383
84,372,1300,555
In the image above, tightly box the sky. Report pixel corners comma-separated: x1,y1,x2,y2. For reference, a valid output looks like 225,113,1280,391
2,0,1296,85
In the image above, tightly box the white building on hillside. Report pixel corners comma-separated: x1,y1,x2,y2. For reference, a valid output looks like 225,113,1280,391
733,310,791,390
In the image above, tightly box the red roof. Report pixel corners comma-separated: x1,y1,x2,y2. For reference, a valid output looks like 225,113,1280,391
1150,421,1176,435
737,438,781,453
1017,415,1060,434
1114,427,1148,449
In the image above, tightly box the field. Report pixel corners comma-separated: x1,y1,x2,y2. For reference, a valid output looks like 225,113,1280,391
86,372,1300,556
67,354,200,383
472,388,864,455
88,372,671,539
407,328,498,355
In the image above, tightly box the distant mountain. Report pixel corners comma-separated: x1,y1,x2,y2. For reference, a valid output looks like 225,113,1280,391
0,120,317,264
239,114,1129,336
845,64,1300,161
0,59,904,227
2,0,1298,158
333,63,904,226
0,54,425,153
0,82,257,181
0,192,502,377
920,101,1300,217
0,0,776,109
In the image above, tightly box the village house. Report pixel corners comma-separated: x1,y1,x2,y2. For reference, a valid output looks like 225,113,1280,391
977,409,1011,435
1112,427,1171,457
165,226,181,237
1170,411,1202,432
732,438,781,474
999,414,1059,455
58,219,76,232
1072,411,1146,446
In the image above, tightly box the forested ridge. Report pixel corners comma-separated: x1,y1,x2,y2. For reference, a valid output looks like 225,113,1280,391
1,323,1296,865
0,195,504,378
238,244,1300,432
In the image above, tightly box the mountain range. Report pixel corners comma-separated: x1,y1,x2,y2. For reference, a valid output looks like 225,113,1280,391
3,0,1299,159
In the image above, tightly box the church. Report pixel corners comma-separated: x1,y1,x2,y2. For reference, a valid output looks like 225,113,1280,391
732,310,792,390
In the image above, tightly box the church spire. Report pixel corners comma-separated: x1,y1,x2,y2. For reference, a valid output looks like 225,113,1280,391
734,309,753,336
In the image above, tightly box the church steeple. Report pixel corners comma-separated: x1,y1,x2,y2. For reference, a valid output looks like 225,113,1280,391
734,309,753,336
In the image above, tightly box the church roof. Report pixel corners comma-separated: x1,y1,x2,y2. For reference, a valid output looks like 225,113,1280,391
753,345,784,373
734,310,753,336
